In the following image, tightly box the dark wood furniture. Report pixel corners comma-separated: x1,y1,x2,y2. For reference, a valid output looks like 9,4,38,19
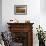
7,23,34,46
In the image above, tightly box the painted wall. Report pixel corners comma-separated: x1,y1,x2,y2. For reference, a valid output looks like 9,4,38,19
40,0,46,13
40,0,46,31
2,0,40,31
2,0,46,46
0,0,2,32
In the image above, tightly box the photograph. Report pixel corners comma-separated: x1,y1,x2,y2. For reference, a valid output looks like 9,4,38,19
14,5,27,15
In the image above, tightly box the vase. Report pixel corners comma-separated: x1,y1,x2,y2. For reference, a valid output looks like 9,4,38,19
39,40,45,46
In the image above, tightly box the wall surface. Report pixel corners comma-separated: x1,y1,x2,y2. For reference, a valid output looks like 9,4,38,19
40,0,46,31
0,0,2,32
2,0,40,31
2,0,46,46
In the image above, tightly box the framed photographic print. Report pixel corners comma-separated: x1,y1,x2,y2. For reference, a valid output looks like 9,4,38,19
14,5,27,15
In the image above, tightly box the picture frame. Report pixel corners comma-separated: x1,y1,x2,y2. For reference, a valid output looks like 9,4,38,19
14,5,27,15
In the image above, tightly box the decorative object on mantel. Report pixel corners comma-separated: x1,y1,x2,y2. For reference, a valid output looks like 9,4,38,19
14,5,27,15
8,19,19,23
36,25,45,46
10,20,13,21
25,20,30,23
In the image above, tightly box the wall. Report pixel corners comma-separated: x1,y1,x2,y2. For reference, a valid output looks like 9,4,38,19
40,0,46,31
2,0,46,46
0,0,2,32
2,0,40,30
40,0,46,13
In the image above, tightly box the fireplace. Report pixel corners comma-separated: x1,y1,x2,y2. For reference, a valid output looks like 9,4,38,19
11,32,28,46
7,23,34,46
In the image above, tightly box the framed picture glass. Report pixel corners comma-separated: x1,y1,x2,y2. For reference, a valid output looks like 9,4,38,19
14,5,27,15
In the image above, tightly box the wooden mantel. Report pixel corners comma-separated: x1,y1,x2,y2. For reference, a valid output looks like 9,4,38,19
7,22,34,46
